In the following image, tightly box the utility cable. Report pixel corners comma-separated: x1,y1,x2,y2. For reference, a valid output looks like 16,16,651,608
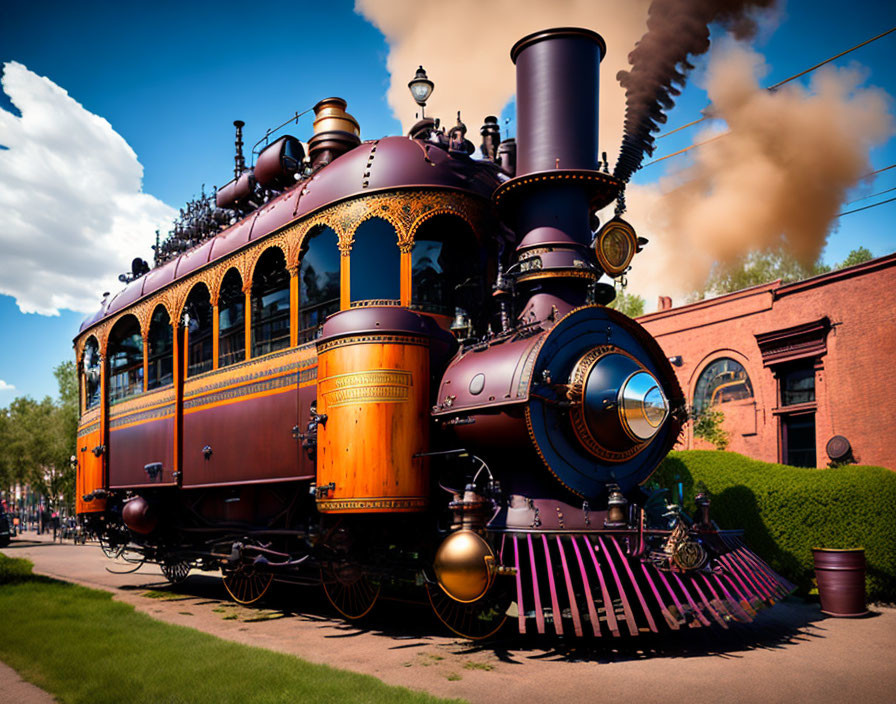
846,185,896,205
838,195,896,217
657,26,896,140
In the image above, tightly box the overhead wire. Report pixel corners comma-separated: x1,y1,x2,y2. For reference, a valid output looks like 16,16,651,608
656,26,896,141
838,195,896,217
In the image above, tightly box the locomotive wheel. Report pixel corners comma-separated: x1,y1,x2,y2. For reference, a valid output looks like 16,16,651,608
222,565,273,605
100,533,125,560
161,559,191,585
319,522,380,620
321,560,381,620
425,582,509,640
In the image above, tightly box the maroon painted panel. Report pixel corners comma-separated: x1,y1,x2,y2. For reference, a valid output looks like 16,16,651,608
140,258,179,298
105,281,145,317
208,215,256,260
250,189,299,241
107,418,175,487
182,389,301,486
174,237,216,278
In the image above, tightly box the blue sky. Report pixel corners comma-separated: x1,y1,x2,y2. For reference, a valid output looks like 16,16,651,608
1,0,894,401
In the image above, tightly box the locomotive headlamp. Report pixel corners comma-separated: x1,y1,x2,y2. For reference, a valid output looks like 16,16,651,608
618,371,669,442
594,217,637,277
433,529,496,603
408,66,434,115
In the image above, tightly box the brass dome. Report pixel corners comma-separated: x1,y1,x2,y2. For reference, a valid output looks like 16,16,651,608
433,529,496,603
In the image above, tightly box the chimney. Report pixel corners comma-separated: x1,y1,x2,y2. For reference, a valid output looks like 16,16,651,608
308,98,361,169
479,115,500,161
493,28,623,321
658,296,672,311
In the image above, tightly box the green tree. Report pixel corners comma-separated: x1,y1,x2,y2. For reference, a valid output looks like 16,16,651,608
0,362,78,511
692,248,831,300
691,407,729,451
836,247,873,269
609,290,646,317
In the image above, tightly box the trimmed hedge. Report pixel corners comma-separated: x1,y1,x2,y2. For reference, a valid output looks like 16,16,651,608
649,451,896,602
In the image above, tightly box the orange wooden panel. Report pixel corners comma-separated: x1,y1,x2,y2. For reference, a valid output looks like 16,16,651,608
76,427,106,514
316,336,429,513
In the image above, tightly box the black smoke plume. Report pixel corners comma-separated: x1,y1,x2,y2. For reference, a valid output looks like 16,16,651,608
614,0,776,182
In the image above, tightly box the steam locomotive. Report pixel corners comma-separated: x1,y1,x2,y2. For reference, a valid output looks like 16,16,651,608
74,27,791,639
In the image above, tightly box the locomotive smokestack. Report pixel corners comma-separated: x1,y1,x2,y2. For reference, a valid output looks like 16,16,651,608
494,28,622,320
512,28,603,176
233,120,246,179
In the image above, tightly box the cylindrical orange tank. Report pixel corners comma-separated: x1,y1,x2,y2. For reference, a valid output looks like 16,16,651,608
314,308,455,513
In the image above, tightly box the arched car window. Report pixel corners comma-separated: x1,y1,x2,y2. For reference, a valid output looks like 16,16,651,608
108,316,143,402
184,284,214,377
147,306,173,390
218,269,245,367
350,218,400,303
298,226,340,343
83,336,101,410
412,215,484,327
252,248,291,357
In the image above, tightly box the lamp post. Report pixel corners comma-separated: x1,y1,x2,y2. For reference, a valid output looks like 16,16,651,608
408,66,434,118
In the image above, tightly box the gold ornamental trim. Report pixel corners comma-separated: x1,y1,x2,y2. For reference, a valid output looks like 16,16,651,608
317,497,428,512
567,346,651,462
316,333,427,353
515,269,599,284
319,369,412,407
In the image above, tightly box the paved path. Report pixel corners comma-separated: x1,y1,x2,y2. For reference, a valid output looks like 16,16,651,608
3,531,895,704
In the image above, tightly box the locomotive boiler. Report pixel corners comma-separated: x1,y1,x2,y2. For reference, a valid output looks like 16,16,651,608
74,27,792,639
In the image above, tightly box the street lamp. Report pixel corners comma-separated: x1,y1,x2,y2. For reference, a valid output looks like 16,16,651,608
408,66,434,118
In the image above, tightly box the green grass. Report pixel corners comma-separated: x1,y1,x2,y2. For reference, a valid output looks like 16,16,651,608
0,555,462,704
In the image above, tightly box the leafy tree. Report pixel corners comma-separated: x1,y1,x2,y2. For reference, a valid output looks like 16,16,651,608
692,248,831,300
609,290,646,317
836,247,873,269
691,407,729,451
0,362,78,511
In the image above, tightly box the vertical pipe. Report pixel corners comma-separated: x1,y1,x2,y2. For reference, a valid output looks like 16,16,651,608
244,289,252,360
172,323,183,481
142,334,149,392
289,268,299,347
400,250,412,306
340,254,350,310
212,303,220,370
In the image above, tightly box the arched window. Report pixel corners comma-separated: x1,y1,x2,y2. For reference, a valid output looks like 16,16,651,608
218,269,245,367
411,215,484,323
350,218,400,303
108,316,143,402
82,336,101,410
147,306,173,390
298,226,340,343
184,284,214,377
693,357,754,416
252,247,290,357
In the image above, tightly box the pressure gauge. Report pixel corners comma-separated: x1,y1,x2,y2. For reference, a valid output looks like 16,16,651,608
595,217,637,277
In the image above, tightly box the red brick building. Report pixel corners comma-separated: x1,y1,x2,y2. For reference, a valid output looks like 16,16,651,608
637,253,896,470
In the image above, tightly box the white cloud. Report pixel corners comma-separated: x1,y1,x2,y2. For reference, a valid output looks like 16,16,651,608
0,380,15,392
0,62,176,315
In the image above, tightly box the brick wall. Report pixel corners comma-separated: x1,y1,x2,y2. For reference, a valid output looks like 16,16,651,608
638,254,896,470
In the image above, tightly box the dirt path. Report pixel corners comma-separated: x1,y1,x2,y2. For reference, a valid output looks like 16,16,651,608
3,532,895,704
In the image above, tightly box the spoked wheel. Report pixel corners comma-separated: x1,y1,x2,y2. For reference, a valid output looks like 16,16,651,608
161,560,191,585
426,582,510,640
100,533,125,559
321,559,381,620
320,523,380,620
222,565,273,605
